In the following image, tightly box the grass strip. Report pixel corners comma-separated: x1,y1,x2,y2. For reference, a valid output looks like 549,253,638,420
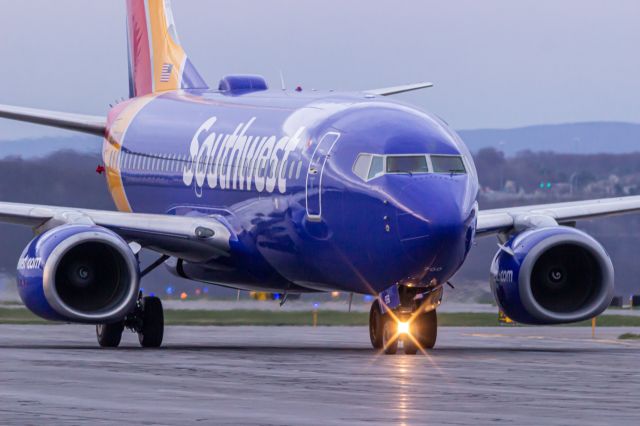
3,307,640,327
618,333,640,340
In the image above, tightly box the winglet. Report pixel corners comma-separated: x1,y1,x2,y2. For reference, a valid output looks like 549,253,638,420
366,82,434,96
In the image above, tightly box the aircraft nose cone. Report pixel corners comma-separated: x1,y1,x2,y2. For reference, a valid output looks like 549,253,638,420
395,176,471,277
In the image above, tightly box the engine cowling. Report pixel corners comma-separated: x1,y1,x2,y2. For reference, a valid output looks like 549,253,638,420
17,224,139,323
490,226,614,324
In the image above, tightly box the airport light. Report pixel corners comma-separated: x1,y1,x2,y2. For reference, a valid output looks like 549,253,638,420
312,303,319,327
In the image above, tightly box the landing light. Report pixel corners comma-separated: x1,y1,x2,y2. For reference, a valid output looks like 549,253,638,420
397,321,410,335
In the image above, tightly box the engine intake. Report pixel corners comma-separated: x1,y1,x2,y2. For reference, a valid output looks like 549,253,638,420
490,226,614,324
17,225,139,323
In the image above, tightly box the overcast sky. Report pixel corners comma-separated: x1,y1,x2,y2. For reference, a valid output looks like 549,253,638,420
0,0,638,139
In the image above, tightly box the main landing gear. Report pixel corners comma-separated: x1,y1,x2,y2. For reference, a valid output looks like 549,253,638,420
97,253,167,348
369,287,440,355
96,293,164,348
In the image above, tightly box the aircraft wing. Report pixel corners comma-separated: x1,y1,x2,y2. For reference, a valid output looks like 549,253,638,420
0,201,232,263
0,103,106,136
367,82,434,96
477,195,640,237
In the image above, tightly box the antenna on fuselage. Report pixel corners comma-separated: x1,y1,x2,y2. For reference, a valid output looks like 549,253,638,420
279,70,287,91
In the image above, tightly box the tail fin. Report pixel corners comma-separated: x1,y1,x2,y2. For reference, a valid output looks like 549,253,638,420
126,0,208,97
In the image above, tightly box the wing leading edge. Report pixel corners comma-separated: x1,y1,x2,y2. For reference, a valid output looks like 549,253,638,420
0,104,106,136
0,201,232,263
366,82,434,96
477,195,640,237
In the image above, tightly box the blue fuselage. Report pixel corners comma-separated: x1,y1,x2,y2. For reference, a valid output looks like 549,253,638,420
103,89,479,294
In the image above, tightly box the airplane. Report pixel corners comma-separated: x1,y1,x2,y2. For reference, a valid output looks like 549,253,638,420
1,0,639,354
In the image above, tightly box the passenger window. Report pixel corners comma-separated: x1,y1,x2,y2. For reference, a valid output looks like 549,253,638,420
431,155,466,174
353,154,372,180
368,156,384,179
386,155,429,174
295,161,303,179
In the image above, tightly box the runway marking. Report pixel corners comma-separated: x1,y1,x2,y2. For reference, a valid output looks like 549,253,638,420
464,332,640,347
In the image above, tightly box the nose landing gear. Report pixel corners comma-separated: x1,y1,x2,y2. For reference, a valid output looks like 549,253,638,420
369,286,440,354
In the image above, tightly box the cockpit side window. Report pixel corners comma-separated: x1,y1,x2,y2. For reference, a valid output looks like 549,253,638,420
386,155,429,174
431,155,466,174
368,156,384,179
353,154,372,180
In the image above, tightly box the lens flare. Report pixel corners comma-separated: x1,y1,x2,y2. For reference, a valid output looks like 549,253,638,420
397,321,410,334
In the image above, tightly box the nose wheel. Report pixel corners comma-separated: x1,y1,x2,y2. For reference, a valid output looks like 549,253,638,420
369,299,438,354
412,309,437,350
369,299,386,349
382,320,399,354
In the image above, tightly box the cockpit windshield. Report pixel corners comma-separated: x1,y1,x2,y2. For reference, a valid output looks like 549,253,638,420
431,155,466,174
386,156,429,174
352,153,467,181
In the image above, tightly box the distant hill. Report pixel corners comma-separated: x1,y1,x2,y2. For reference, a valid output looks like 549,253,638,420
0,136,101,158
1,122,640,158
459,122,640,155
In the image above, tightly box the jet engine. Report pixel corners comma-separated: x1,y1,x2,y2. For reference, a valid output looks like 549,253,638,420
17,224,139,323
490,226,614,324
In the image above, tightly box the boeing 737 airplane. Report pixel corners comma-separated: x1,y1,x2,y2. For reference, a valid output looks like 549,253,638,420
1,0,639,354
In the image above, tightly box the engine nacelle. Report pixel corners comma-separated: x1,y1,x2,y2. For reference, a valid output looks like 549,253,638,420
490,226,614,324
17,225,140,323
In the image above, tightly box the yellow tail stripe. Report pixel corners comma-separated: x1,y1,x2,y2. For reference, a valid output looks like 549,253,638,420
148,0,187,92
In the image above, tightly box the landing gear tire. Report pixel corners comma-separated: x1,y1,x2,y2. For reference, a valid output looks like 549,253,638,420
403,337,418,355
96,321,124,348
369,300,385,349
382,320,398,355
137,296,164,348
414,309,437,349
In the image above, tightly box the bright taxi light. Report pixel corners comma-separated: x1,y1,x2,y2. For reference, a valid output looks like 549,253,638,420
397,321,410,335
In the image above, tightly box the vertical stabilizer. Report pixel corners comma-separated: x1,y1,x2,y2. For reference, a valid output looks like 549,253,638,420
126,0,208,97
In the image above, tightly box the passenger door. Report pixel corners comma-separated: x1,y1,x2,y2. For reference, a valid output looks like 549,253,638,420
305,132,340,221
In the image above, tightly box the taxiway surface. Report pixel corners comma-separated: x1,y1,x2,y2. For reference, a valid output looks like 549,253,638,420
0,325,638,425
